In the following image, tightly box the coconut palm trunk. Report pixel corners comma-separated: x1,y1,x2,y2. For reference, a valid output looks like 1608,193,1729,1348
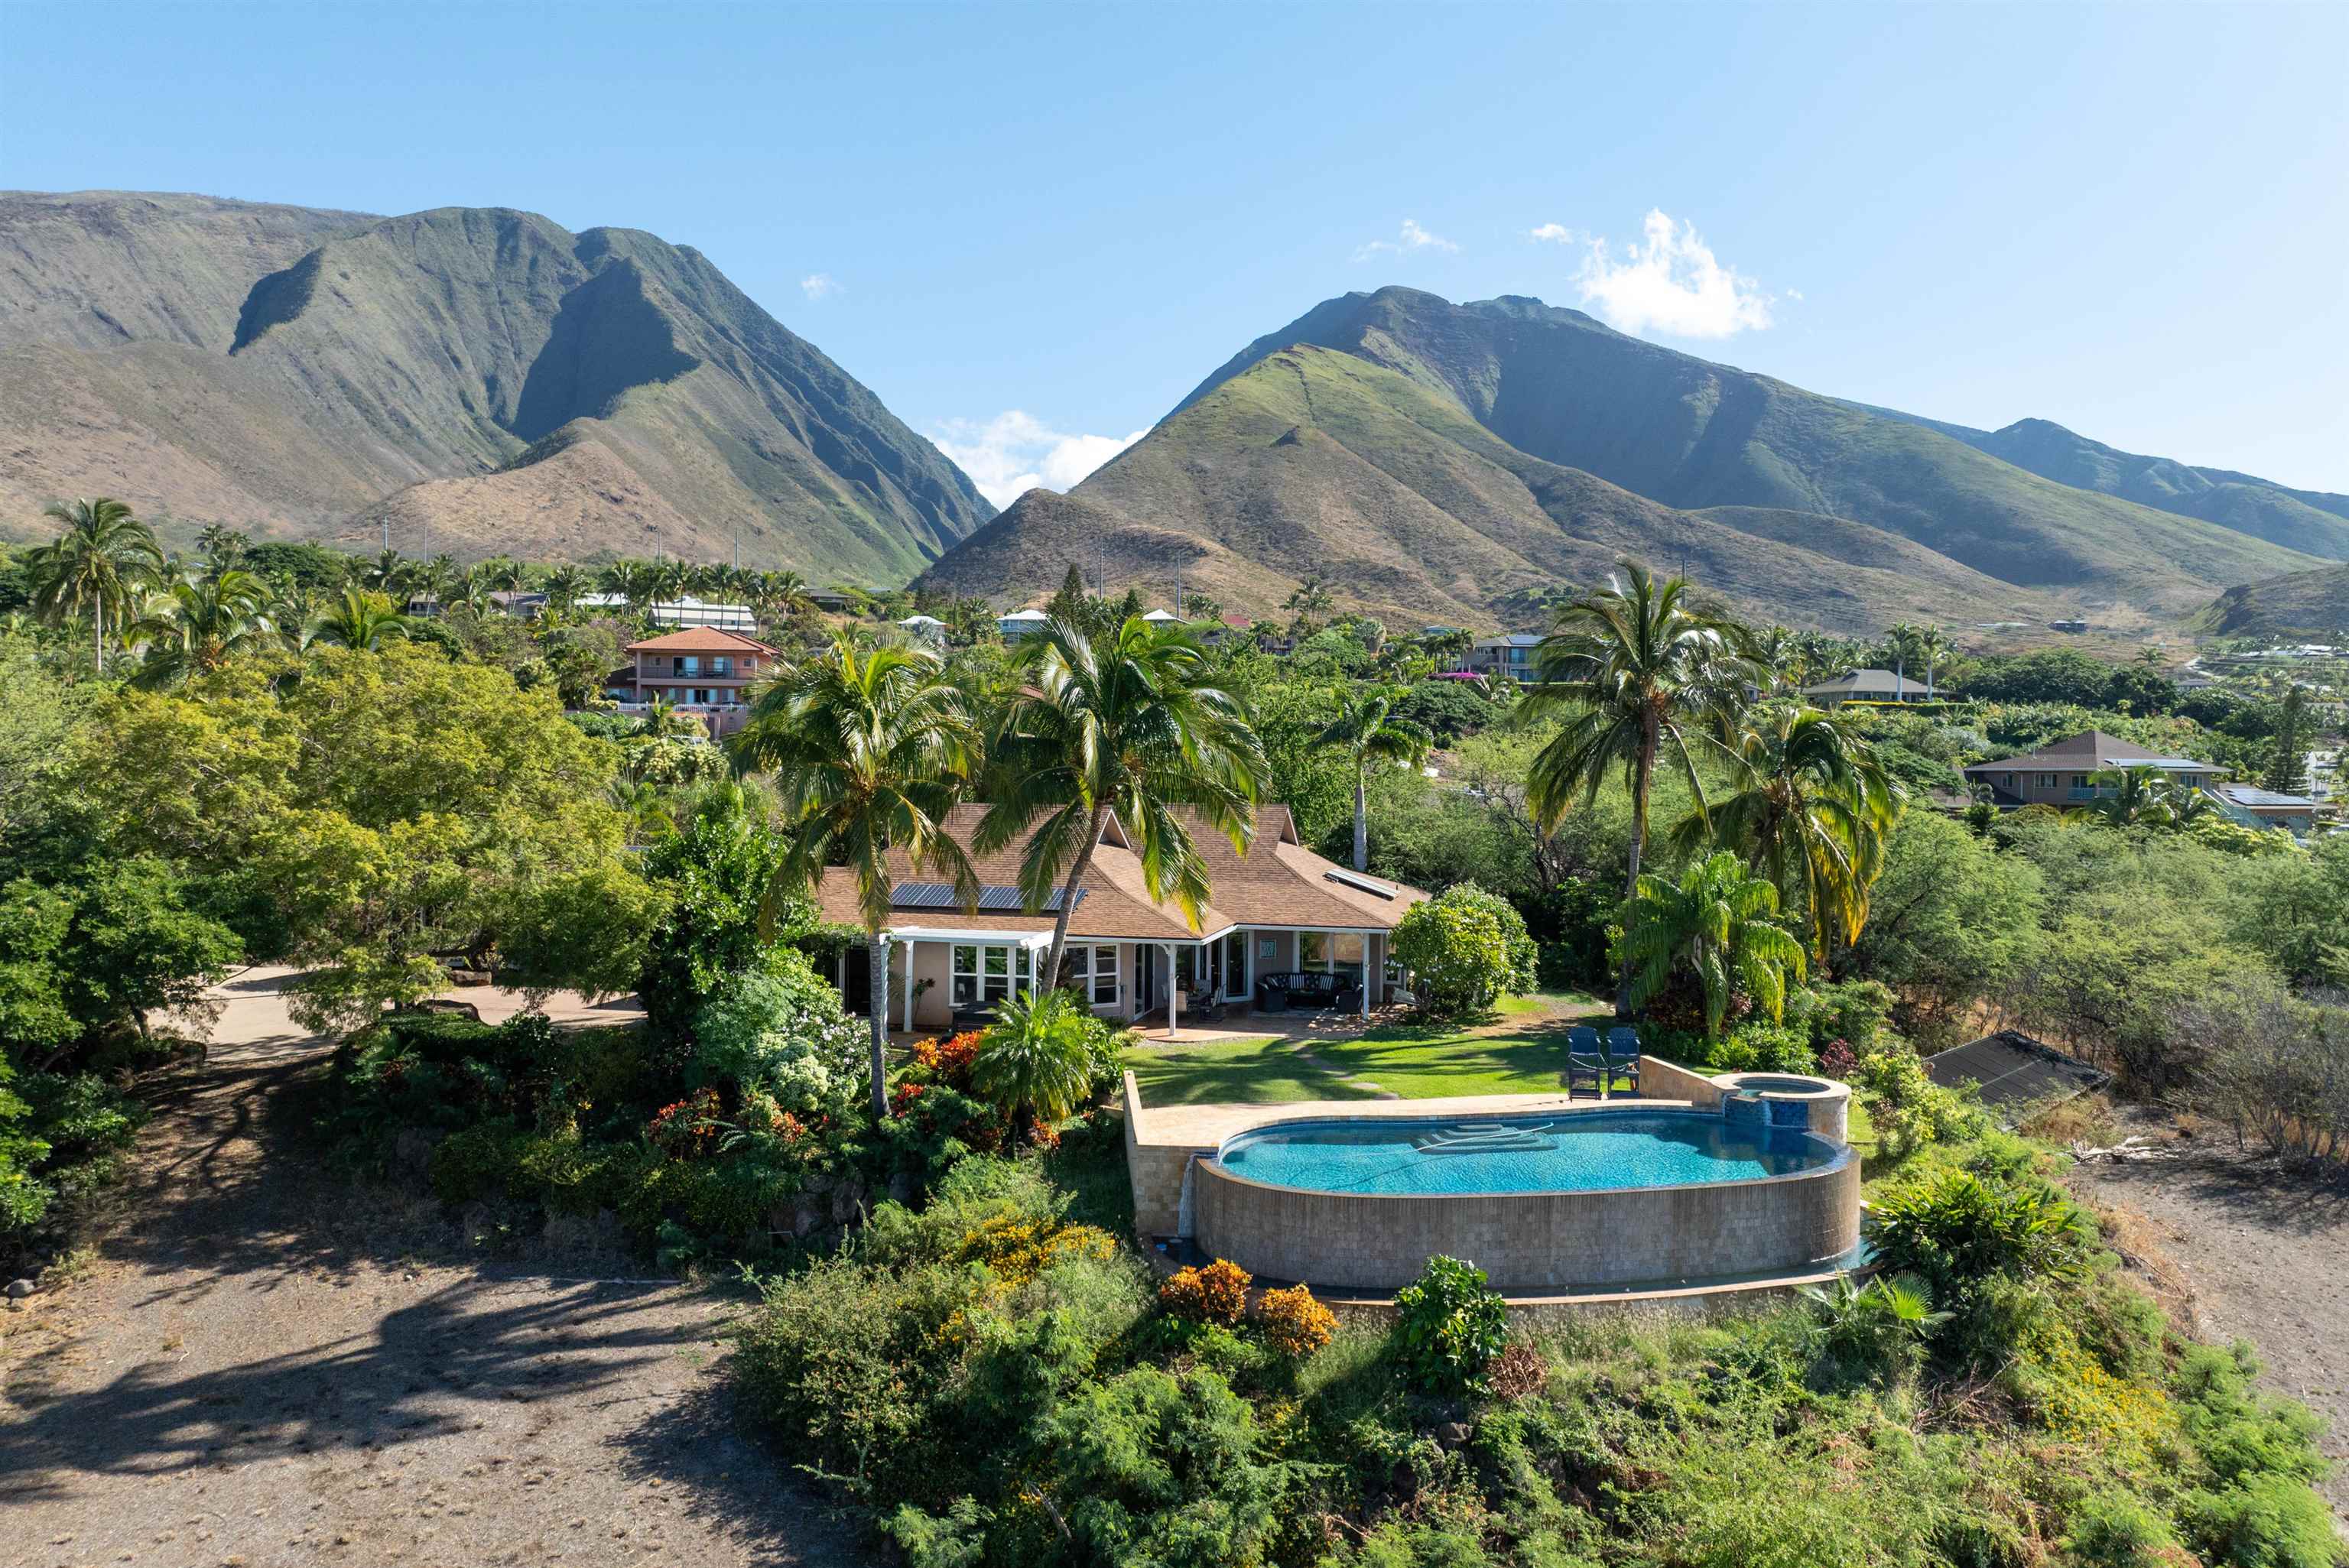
1042,803,1110,993
1621,728,1656,1014
1353,768,1369,872
868,934,891,1118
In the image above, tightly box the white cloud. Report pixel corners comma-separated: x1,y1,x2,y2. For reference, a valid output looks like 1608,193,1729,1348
1565,209,1776,339
929,411,1148,510
1529,222,1577,244
1354,217,1459,262
799,272,840,300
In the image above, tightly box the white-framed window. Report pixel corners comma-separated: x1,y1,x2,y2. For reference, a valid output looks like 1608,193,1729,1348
1067,944,1118,1005
1299,931,1328,968
951,943,1032,1007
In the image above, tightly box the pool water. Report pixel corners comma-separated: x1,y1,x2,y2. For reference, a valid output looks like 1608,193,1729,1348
1216,1112,1835,1196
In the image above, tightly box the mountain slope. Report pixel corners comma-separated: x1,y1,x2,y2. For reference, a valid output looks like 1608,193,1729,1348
1174,289,2322,615
0,191,989,575
2193,564,2349,640
918,346,2066,634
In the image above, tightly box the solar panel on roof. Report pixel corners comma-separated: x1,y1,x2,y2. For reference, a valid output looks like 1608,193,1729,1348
889,882,1084,912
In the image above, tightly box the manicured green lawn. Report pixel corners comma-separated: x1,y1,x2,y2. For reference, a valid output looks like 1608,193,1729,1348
1121,1037,1377,1105
1123,991,1618,1105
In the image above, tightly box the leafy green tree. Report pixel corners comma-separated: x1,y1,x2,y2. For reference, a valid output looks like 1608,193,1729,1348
2074,765,2173,828
1843,812,2043,1044
1391,885,1523,1019
25,497,165,671
732,635,982,1118
1525,562,1753,1009
1620,850,1808,1037
1314,682,1434,872
1673,705,1903,958
970,987,1097,1139
307,586,414,651
976,613,1267,990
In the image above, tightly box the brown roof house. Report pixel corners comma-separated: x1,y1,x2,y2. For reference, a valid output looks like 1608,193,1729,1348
811,805,1428,1034
1961,730,2227,809
603,628,783,736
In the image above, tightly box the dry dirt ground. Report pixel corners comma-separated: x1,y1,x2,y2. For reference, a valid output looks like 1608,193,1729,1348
2066,1104,2349,1521
0,969,867,1568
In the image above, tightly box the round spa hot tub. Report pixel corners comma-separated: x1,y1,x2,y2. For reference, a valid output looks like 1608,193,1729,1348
1191,1104,1858,1294
1712,1073,1850,1143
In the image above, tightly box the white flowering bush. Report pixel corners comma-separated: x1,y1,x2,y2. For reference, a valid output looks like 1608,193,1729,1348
690,946,866,1115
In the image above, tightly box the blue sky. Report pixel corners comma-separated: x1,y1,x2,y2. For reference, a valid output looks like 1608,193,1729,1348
9,2,2347,502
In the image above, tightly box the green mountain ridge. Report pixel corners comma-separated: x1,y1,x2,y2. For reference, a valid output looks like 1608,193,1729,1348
2193,563,2349,640
0,190,990,577
921,288,2322,631
917,345,2071,634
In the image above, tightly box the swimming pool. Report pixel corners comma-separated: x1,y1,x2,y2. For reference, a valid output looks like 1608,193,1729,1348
1215,1111,1832,1196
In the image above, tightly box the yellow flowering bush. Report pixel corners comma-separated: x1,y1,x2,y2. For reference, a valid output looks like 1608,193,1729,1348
1254,1282,1336,1359
1159,1258,1252,1325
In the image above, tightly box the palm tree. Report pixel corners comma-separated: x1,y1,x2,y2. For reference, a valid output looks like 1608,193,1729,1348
1620,850,1808,1038
307,586,414,651
765,570,817,621
1672,705,1904,958
1743,625,1805,694
731,635,983,1118
2158,776,2219,829
1523,562,1754,1010
543,563,590,615
361,548,408,592
970,988,1097,1144
1912,625,1951,699
2078,765,2173,828
128,569,276,687
26,497,165,671
1315,683,1434,872
194,524,250,575
974,612,1269,991
606,777,677,846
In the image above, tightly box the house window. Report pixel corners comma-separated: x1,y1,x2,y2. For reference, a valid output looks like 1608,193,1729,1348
710,657,731,677
1222,933,1248,998
1330,933,1366,980
676,656,701,677
951,943,1032,1007
2036,773,2058,789
1299,932,1327,968
1067,945,1118,1005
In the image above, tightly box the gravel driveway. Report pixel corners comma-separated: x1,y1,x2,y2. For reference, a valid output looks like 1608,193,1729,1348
1,969,866,1568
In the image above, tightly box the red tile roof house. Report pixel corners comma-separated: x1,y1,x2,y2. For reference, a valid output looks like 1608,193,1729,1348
810,805,1428,1034
603,628,783,737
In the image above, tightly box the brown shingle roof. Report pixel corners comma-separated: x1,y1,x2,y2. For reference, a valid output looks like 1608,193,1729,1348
1963,729,2221,774
626,628,780,654
809,803,1428,940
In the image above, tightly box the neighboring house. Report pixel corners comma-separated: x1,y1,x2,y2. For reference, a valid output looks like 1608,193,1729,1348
1467,634,1543,680
998,608,1050,641
1801,668,1929,706
603,628,783,736
1961,730,2227,808
405,589,549,619
2212,784,2321,833
896,614,947,642
576,594,757,631
811,805,1428,1033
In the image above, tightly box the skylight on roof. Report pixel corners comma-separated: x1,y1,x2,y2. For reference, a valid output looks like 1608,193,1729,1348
889,882,1081,912
1324,868,1395,900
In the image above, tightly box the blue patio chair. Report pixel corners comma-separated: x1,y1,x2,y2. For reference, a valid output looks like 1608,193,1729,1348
1605,1026,1643,1096
1564,1024,1604,1097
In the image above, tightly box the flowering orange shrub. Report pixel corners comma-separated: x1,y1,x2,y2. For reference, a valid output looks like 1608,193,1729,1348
954,1212,1120,1289
889,1080,928,1118
908,1031,982,1090
1159,1258,1252,1325
646,1086,723,1160
1255,1283,1336,1358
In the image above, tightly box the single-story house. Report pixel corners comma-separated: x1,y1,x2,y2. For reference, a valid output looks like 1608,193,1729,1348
896,614,947,641
1961,730,2226,809
998,608,1050,641
2212,784,2320,833
1801,669,1930,705
811,804,1428,1033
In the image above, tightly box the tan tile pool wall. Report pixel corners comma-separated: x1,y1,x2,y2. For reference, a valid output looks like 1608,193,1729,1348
1191,1127,1860,1294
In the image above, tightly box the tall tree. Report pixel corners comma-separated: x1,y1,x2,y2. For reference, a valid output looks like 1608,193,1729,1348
1523,562,1753,1011
1880,621,1924,696
2264,687,2311,795
542,563,590,615
731,635,982,1118
976,613,1268,991
1912,625,1951,699
307,587,414,651
1672,705,1903,958
26,497,164,672
1315,683,1435,872
128,569,277,688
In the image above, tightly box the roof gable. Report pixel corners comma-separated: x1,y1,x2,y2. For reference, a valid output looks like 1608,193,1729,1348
626,628,780,654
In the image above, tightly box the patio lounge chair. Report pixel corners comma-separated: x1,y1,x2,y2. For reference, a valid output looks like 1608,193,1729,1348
1564,1024,1604,1097
1605,1027,1643,1096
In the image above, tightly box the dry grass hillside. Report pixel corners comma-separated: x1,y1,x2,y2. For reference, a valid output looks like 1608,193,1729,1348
0,191,990,577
